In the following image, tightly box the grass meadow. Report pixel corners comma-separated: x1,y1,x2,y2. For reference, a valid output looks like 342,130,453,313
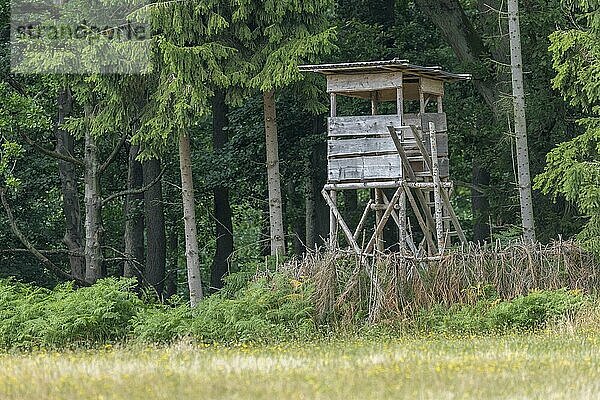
1,333,600,399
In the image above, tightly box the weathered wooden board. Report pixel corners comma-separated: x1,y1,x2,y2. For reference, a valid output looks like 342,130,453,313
328,137,398,158
328,115,406,137
439,157,450,177
423,132,449,156
419,157,449,177
402,113,420,127
328,154,402,182
339,84,421,101
421,113,447,132
328,114,446,137
326,76,444,100
327,71,403,93
421,77,445,96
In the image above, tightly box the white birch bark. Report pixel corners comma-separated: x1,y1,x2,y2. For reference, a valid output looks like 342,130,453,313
179,133,203,306
263,90,286,256
508,0,536,242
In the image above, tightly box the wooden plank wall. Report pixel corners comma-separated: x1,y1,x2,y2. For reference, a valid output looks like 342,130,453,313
327,72,403,93
327,113,449,183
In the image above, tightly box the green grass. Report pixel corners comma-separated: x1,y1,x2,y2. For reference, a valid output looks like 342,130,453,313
1,333,600,399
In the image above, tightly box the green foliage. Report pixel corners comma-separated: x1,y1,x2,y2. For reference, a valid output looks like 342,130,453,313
132,272,316,344
131,302,193,344
190,273,316,343
488,289,583,330
417,289,584,334
0,278,143,349
535,0,600,252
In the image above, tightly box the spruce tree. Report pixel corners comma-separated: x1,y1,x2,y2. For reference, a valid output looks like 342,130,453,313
535,0,600,252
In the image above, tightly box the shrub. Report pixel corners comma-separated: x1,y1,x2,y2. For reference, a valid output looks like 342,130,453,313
41,279,143,347
415,289,584,334
189,273,316,343
132,302,193,343
130,273,317,344
0,279,50,348
0,278,143,349
488,289,583,330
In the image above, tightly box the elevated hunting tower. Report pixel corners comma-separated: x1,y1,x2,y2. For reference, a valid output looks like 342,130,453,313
299,59,471,258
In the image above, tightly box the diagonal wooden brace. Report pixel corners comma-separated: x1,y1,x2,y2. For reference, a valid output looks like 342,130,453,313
388,126,436,230
321,189,362,255
381,191,418,254
353,199,373,241
410,125,467,244
364,188,402,254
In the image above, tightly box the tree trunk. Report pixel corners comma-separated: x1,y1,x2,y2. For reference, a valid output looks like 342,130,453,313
306,117,330,249
415,0,499,242
344,190,359,227
472,162,491,243
210,91,234,291
143,158,166,297
164,227,178,300
123,144,145,281
83,106,103,283
414,0,499,114
263,90,286,256
178,133,203,306
55,86,85,281
305,177,316,251
286,180,305,255
508,0,536,242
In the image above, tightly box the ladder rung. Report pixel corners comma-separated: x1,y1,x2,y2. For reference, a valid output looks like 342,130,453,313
403,146,420,152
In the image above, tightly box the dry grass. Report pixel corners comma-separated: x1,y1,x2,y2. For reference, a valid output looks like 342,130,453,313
1,334,600,399
285,240,600,322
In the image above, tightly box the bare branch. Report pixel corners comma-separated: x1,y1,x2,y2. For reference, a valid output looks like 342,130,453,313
101,166,165,207
99,134,127,174
0,188,89,286
0,248,83,257
4,75,27,96
19,130,85,167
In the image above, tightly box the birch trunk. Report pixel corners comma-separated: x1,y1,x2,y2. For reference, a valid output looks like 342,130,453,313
83,106,103,283
508,0,536,242
55,86,85,281
263,90,286,256
179,133,203,306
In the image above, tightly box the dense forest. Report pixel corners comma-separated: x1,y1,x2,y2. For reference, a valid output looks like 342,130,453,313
0,0,598,304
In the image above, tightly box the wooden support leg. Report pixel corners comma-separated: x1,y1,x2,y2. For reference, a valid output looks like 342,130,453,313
409,124,467,245
329,190,337,249
429,122,445,254
382,190,417,254
441,187,467,244
399,191,407,251
353,199,373,241
365,188,402,254
403,183,437,253
374,189,384,252
322,189,361,254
